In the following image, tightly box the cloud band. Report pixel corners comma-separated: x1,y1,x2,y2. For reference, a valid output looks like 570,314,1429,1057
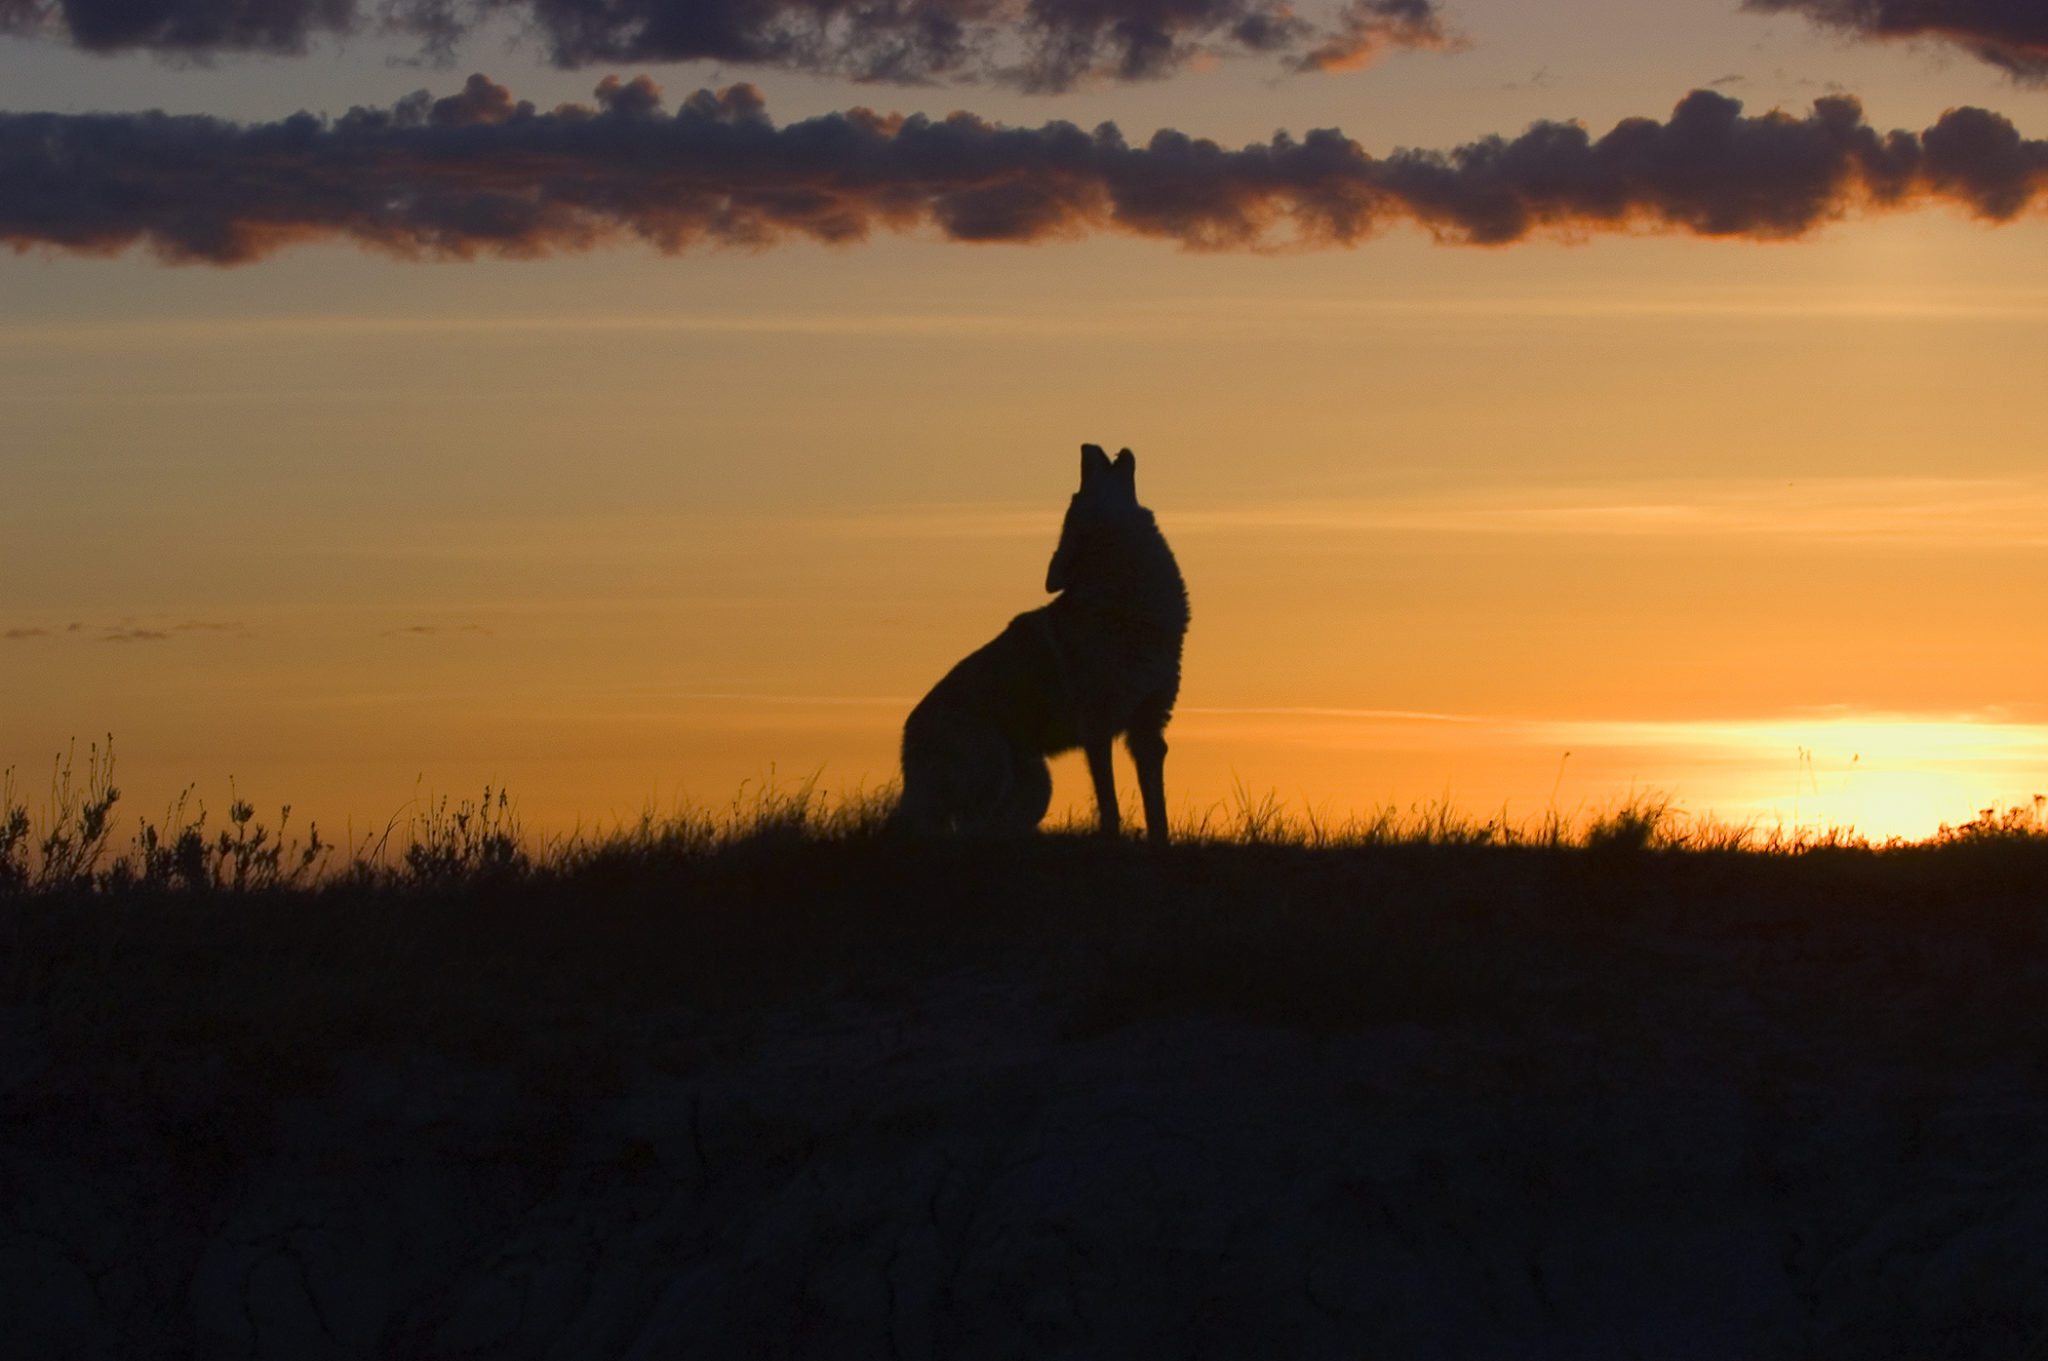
2,78,2041,264
0,0,1455,87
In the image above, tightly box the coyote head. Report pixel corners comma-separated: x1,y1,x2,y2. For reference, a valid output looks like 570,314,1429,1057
1046,443,1140,594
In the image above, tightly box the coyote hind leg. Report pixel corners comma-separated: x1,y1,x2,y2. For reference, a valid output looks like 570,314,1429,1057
899,716,1055,836
899,717,1014,835
993,749,1054,836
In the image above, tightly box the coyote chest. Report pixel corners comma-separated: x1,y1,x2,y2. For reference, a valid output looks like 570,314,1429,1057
1038,542,1187,733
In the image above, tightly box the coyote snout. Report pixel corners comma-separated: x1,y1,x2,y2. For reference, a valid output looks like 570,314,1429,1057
896,443,1190,843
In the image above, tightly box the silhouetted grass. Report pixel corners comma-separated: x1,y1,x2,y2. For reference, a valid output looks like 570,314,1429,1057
4,742,2046,1087
8,738,2045,900
8,744,2047,1357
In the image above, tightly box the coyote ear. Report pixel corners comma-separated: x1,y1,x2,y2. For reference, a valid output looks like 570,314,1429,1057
1111,449,1137,498
1081,443,1111,486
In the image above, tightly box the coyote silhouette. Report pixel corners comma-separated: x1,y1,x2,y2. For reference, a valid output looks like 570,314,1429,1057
897,444,1190,842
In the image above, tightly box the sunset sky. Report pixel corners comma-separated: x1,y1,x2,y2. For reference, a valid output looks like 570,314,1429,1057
4,0,2045,842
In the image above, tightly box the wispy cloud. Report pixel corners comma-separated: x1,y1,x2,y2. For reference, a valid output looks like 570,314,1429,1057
384,623,494,637
0,312,1186,353
2,80,2042,265
1184,704,1482,723
1171,477,2048,547
665,691,910,707
1520,707,2048,760
96,620,246,644
843,477,2048,549
10,619,247,642
21,289,2048,353
1182,702,2048,745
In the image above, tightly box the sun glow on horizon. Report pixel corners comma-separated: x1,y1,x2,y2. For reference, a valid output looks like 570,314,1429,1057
7,701,2035,858
1163,706,2048,845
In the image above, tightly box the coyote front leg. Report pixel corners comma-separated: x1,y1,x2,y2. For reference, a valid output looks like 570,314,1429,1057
1084,737,1122,838
1127,722,1170,847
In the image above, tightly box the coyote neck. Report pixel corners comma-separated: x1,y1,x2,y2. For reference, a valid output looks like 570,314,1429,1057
1053,514,1188,636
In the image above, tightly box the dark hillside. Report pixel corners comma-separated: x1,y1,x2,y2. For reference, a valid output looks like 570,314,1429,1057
6,828,2048,1358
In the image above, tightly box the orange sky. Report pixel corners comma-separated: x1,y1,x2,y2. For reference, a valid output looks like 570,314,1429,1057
4,2,2046,842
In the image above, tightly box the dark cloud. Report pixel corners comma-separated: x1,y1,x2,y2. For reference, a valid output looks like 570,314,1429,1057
3,626,52,640
0,0,353,54
1747,0,2048,83
427,72,527,126
0,0,1456,86
0,80,2040,264
1290,0,1462,74
385,623,493,635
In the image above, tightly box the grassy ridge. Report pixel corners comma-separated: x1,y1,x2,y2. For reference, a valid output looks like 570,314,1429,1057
7,747,2048,1356
7,737,2048,1099
7,747,2048,1093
